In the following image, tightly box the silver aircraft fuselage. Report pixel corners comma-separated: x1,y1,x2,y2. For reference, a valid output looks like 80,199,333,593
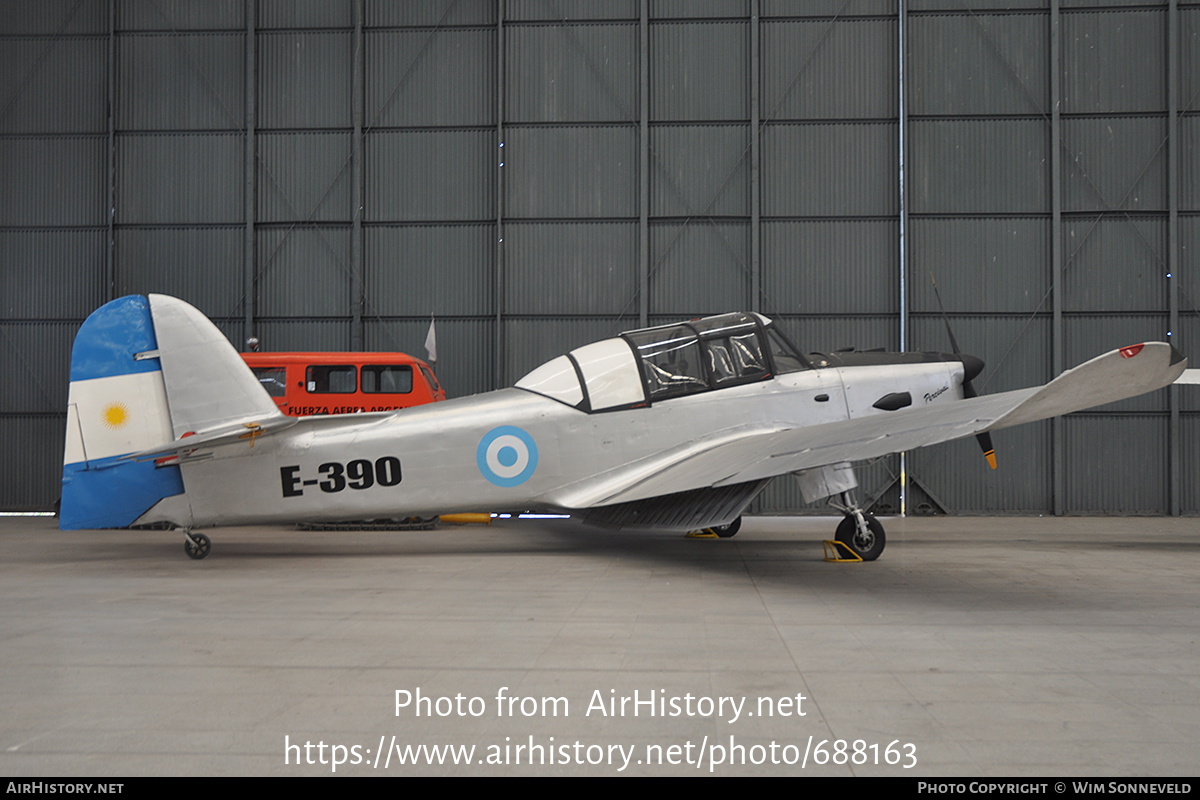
141,360,963,529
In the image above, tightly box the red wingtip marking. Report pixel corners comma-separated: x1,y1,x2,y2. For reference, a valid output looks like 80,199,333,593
1119,344,1145,359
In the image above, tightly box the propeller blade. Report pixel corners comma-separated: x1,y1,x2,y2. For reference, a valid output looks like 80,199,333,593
977,431,997,470
930,273,961,355
932,273,996,469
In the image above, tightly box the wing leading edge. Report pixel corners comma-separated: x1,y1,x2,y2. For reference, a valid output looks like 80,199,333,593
549,342,1185,509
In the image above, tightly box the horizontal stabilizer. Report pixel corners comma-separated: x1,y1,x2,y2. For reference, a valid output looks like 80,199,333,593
126,416,299,461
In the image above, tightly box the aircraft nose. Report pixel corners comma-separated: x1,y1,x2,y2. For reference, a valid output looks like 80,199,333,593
960,353,985,383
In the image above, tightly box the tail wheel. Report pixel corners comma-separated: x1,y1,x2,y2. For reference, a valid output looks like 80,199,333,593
834,514,885,561
184,532,211,560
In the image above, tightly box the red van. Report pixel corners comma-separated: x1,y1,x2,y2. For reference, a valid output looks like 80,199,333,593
241,352,445,417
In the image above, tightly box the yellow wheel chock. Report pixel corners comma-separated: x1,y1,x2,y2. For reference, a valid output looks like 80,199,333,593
685,528,720,539
823,539,863,562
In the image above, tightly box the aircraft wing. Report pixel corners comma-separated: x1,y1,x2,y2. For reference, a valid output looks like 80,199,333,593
551,342,1184,508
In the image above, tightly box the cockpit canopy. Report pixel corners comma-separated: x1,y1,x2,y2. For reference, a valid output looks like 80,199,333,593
515,312,809,412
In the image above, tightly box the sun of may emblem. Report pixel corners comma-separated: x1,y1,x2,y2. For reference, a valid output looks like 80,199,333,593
102,402,130,429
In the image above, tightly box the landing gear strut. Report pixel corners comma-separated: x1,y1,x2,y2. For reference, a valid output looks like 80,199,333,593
182,530,211,560
829,490,885,561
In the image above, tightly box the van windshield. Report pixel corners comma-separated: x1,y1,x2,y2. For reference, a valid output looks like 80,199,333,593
251,367,287,397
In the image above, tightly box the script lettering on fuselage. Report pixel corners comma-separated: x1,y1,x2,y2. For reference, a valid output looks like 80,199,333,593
280,457,402,498
924,384,949,403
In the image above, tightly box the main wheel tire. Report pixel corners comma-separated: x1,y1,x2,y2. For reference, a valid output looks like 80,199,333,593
711,517,742,538
834,514,885,561
184,532,211,560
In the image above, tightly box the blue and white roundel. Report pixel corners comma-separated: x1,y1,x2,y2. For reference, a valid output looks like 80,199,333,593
477,426,539,487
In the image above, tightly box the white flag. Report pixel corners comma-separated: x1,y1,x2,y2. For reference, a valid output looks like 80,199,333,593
424,317,437,365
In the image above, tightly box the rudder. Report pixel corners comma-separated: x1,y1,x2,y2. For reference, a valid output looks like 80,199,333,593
60,295,183,529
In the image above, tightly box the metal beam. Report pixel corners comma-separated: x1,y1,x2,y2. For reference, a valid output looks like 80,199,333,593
639,0,649,328
750,0,760,314
899,0,908,517
495,1,507,386
898,0,907,358
106,0,115,303
243,0,256,349
1051,0,1064,516
1168,0,1180,516
351,0,364,351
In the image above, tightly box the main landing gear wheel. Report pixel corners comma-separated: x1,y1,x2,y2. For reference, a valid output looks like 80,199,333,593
834,514,885,562
686,516,743,539
183,531,211,560
711,516,742,538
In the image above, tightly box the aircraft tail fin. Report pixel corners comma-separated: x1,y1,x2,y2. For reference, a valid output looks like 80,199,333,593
61,294,281,529
146,294,281,437
61,295,183,529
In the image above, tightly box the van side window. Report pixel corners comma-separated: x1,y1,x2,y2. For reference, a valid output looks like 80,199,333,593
361,365,413,394
251,367,287,397
306,365,356,393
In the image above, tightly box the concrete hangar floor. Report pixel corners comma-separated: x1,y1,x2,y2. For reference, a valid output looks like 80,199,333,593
1,514,1197,777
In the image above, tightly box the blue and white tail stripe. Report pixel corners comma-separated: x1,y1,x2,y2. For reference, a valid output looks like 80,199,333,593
60,296,184,530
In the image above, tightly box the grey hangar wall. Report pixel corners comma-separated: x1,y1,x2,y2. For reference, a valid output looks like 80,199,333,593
1,0,1197,515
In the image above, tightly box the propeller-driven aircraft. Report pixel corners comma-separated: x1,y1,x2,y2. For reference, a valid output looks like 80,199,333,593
60,294,1186,561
